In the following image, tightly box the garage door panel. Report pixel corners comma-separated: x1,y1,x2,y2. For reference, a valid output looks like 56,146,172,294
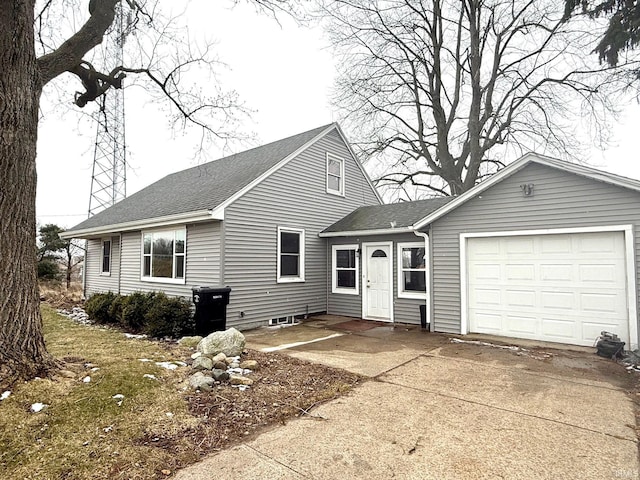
470,288,501,306
541,318,576,339
506,290,536,307
471,311,502,331
506,315,538,335
540,291,575,310
467,232,629,347
540,264,573,281
505,264,534,280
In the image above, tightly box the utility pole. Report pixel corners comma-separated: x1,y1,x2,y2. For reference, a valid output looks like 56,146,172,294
88,3,129,217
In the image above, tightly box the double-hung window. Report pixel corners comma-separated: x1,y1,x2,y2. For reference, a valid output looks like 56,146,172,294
277,227,305,283
101,239,111,275
332,245,358,295
142,228,186,283
326,153,344,196
398,242,427,298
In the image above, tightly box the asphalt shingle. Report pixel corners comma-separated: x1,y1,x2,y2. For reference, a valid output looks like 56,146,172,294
322,197,454,233
66,124,333,233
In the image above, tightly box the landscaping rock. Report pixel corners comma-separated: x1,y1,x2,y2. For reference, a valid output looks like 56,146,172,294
239,360,259,370
191,352,202,360
213,361,227,370
229,361,240,369
229,374,254,386
225,356,240,365
212,352,227,363
188,372,216,392
179,336,203,348
197,328,245,357
212,369,230,381
192,356,214,371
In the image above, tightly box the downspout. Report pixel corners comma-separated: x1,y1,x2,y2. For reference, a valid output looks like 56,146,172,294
412,227,430,331
82,239,88,299
118,233,123,295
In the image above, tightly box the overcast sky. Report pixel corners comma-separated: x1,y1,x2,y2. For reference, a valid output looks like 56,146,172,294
35,1,640,230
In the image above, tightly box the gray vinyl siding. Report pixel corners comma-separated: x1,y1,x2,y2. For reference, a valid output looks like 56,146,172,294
430,162,640,336
327,233,427,325
222,130,380,329
85,236,120,296
116,222,222,298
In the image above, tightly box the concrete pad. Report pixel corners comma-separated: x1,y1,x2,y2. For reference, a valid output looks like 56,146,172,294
244,324,340,351
284,333,427,377
382,354,637,441
178,381,638,480
174,444,305,480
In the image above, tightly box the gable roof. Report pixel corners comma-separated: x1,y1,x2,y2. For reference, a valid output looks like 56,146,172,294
319,197,454,237
412,152,640,230
64,123,379,238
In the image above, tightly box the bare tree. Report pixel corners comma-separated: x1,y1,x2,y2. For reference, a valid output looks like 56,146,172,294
318,0,640,199
0,0,293,384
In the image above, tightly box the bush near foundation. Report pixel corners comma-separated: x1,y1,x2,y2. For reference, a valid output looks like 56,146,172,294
84,291,193,338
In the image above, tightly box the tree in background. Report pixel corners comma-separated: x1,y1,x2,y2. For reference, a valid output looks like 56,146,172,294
0,0,293,383
36,224,84,288
319,0,640,199
564,0,640,71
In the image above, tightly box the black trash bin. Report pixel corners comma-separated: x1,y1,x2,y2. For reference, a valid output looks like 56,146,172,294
192,286,232,336
419,304,429,330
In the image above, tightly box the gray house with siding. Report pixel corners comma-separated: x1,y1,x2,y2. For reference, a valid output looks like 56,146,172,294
64,125,640,350
63,124,382,330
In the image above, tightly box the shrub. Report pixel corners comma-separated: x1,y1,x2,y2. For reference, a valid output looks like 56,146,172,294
84,292,118,324
108,294,125,325
119,292,157,333
37,260,60,280
143,293,193,338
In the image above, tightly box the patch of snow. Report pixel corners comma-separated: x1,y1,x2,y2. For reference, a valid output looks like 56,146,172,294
30,403,47,413
103,425,113,433
112,394,125,399
124,333,147,339
82,376,91,383
155,361,187,370
138,358,152,362
0,391,11,401
166,412,174,418
233,385,250,392
91,367,100,372
143,374,158,381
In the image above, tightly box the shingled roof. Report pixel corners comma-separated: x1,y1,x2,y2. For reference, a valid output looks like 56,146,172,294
320,197,454,236
64,124,334,236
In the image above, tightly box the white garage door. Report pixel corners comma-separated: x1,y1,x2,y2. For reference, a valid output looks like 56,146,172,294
467,231,629,346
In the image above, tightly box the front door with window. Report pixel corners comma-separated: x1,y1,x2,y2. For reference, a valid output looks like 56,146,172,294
363,243,392,321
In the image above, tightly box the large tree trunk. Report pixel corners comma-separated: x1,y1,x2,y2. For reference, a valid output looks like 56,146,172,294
0,1,56,382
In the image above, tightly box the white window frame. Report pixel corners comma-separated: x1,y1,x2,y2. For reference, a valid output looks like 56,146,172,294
140,227,187,285
326,153,345,196
397,242,427,299
277,226,305,283
100,238,112,276
332,244,359,295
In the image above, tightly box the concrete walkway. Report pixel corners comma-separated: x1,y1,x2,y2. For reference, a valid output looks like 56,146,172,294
175,317,639,480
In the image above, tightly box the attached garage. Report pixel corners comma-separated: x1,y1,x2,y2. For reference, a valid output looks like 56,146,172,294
413,153,640,350
463,229,632,347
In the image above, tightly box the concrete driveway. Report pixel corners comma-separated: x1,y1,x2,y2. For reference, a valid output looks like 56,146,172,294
176,316,639,480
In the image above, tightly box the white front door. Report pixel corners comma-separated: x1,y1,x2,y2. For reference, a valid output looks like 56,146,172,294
363,243,392,321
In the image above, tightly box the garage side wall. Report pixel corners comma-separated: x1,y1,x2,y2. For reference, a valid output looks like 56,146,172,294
430,162,640,336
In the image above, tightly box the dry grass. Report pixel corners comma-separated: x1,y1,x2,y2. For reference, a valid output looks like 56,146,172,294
0,306,361,479
39,280,83,309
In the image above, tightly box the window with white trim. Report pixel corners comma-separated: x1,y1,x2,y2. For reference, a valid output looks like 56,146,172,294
142,228,186,282
398,242,427,298
326,153,344,196
332,244,359,295
101,239,111,275
277,227,305,283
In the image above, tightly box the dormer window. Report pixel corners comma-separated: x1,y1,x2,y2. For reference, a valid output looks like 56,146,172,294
326,153,344,196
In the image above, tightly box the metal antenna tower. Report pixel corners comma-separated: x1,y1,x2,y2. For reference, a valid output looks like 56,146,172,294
88,3,129,217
